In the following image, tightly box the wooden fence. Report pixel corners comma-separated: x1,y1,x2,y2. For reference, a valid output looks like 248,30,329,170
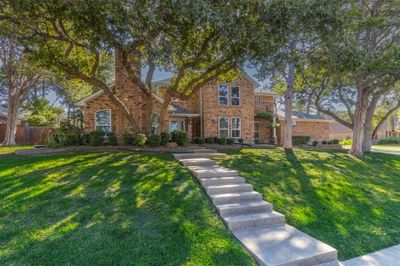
0,124,49,145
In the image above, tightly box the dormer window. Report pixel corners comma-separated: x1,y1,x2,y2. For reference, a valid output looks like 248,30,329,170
231,86,240,106
218,85,228,105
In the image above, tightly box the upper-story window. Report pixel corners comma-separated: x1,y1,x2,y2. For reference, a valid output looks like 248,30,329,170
255,95,262,107
231,86,240,106
95,109,111,133
218,85,228,105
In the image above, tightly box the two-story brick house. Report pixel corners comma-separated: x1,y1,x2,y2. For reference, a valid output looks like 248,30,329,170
77,66,331,144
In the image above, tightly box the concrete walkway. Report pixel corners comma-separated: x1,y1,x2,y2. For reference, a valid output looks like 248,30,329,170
344,244,400,266
173,149,339,266
371,149,400,155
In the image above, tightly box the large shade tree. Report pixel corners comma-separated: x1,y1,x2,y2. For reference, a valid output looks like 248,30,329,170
254,0,343,149
330,0,400,156
1,0,282,134
0,23,44,145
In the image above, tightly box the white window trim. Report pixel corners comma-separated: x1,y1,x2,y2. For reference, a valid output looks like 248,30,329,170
231,86,240,106
218,117,229,137
95,109,111,132
218,84,229,106
231,117,241,139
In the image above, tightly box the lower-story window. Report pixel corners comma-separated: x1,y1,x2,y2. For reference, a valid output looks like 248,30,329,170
151,113,160,134
231,117,241,138
170,120,185,132
218,117,229,137
95,109,111,133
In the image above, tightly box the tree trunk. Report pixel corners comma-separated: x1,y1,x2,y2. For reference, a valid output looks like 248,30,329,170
362,95,379,153
144,94,153,135
305,93,312,114
283,61,295,149
349,85,369,157
158,93,172,134
1,94,19,145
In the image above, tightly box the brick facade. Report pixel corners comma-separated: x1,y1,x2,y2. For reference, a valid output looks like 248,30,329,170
80,66,332,145
278,120,330,143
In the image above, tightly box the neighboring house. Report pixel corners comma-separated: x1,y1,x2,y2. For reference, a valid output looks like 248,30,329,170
275,110,331,143
328,122,353,140
328,119,400,141
77,67,332,144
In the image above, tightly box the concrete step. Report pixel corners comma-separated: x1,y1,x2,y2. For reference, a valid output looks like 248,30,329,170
211,191,263,205
223,211,285,231
206,184,253,195
193,148,217,153
200,176,245,186
216,201,273,216
188,166,238,178
172,153,226,159
179,158,217,167
233,224,338,266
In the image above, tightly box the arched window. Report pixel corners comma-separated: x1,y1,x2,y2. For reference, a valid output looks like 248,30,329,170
95,109,111,133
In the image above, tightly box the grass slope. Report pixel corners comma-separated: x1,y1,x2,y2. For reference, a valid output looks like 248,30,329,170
217,147,400,260
0,147,255,265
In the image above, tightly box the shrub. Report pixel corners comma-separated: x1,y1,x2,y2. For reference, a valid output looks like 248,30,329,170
160,132,170,146
217,137,227,145
65,132,81,146
375,136,400,145
322,141,328,145
312,141,319,146
205,136,215,144
45,129,66,148
89,130,105,146
227,138,235,145
171,131,187,146
122,132,134,145
239,138,244,144
107,132,118,146
135,133,147,147
193,137,204,144
292,136,311,145
332,139,340,144
255,112,273,121
147,134,161,147
340,138,352,145
213,136,219,143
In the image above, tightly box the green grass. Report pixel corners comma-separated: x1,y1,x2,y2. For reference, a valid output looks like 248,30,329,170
217,147,400,260
0,147,255,265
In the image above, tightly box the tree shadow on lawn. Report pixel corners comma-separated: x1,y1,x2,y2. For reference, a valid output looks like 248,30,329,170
218,147,400,260
0,152,254,266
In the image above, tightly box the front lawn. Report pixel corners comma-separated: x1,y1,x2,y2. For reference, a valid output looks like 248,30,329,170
217,148,400,260
0,147,255,265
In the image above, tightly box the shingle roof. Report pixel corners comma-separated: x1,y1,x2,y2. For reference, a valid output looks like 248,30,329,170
277,110,329,122
168,102,200,116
